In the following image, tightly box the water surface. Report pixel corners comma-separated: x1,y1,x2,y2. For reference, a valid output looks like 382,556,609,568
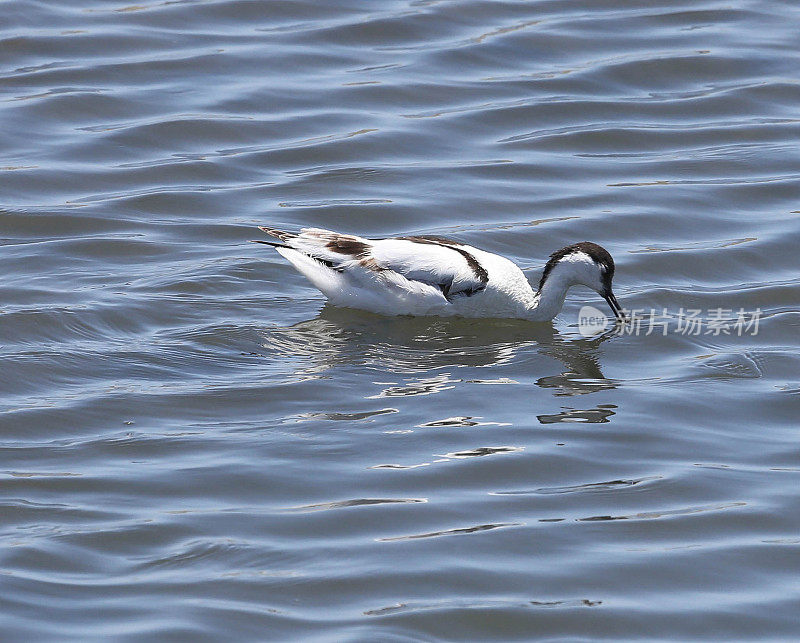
2,0,800,639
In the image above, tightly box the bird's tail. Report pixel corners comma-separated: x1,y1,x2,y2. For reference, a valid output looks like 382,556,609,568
249,226,295,248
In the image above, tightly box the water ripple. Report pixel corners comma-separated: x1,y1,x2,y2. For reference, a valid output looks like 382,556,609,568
3,0,800,638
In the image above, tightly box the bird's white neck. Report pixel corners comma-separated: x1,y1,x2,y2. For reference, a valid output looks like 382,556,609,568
523,255,601,321
524,278,571,321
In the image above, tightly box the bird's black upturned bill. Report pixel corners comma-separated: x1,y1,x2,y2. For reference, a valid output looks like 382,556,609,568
604,291,625,321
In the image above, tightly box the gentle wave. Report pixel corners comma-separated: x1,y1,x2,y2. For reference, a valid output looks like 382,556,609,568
2,0,800,639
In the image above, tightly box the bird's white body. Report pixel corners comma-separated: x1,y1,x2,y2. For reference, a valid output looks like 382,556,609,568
277,241,539,318
256,227,621,322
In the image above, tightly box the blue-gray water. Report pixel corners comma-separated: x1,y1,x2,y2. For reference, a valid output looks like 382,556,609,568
2,1,800,640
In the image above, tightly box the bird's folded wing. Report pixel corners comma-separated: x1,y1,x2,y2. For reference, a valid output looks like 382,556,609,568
278,228,488,299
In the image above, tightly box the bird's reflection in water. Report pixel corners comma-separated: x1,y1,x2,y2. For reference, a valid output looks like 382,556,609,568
534,325,620,397
260,306,618,406
262,305,552,375
537,404,618,424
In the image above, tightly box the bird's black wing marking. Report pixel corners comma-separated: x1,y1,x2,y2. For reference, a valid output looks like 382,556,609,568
397,236,489,300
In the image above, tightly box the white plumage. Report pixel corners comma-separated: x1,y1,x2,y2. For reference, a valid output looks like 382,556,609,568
253,227,623,322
